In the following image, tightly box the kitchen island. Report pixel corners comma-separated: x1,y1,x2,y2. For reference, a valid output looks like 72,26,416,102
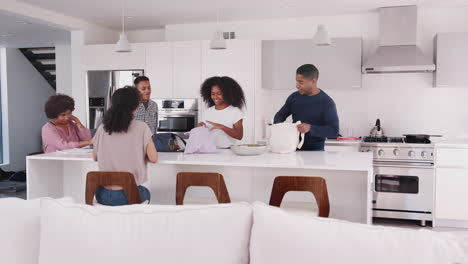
27,150,373,223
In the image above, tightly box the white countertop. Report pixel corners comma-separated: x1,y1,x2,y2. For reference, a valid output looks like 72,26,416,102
435,139,468,149
325,139,362,146
28,149,373,172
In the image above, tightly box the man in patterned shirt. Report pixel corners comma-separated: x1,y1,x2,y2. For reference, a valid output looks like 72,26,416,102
134,76,158,134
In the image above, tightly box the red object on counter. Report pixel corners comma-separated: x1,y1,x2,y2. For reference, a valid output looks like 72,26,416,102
337,137,361,141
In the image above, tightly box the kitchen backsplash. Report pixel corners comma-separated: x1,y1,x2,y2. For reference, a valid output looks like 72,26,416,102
255,73,468,140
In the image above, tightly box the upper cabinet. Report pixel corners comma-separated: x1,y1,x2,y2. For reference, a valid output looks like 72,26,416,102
173,41,202,98
146,42,174,98
262,37,362,90
82,43,146,70
146,41,202,99
435,33,468,88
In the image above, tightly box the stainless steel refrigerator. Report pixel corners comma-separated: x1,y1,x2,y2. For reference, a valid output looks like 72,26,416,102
87,70,144,133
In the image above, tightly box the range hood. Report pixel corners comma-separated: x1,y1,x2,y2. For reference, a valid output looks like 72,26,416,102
362,6,435,74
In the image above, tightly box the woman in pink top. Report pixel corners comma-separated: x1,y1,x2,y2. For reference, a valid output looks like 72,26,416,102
42,94,92,153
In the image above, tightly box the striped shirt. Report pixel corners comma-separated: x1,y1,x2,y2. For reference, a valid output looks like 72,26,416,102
134,99,158,134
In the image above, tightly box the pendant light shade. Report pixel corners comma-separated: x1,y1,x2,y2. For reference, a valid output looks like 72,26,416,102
313,24,331,46
115,32,131,52
115,0,131,52
210,7,226,50
210,30,226,50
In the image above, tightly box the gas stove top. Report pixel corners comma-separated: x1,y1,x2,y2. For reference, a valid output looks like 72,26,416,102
360,136,434,162
362,136,430,144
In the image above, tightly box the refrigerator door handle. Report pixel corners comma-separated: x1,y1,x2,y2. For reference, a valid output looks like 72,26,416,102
106,85,115,109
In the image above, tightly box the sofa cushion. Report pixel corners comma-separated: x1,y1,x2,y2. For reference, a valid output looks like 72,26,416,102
250,202,467,264
0,197,74,264
39,199,252,264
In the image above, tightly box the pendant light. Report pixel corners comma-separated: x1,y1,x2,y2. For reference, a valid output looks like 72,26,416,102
312,24,331,46
115,0,131,52
210,7,226,50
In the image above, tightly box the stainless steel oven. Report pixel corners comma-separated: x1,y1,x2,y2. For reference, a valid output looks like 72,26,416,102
372,161,434,224
360,139,435,226
154,99,198,138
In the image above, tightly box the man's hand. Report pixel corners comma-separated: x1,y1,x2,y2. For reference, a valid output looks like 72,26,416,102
297,123,312,134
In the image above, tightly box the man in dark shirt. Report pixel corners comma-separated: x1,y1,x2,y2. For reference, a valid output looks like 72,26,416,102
274,64,339,151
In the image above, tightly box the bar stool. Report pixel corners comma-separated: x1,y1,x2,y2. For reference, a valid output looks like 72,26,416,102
269,176,330,217
176,172,231,205
85,171,142,205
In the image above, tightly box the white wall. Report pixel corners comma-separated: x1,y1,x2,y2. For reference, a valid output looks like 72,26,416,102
0,48,10,166
127,29,166,43
166,6,468,140
55,44,72,96
2,48,55,171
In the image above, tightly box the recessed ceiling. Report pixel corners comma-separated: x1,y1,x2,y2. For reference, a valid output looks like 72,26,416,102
17,0,468,30
0,12,69,48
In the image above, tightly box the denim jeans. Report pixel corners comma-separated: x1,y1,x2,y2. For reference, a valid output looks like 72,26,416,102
95,185,151,206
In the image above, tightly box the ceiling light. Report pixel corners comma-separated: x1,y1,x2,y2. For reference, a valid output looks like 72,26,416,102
0,34,14,38
125,16,134,19
115,0,131,53
210,7,226,50
16,21,30,25
312,24,331,46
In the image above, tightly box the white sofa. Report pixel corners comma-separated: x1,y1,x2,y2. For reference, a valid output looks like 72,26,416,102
0,197,467,264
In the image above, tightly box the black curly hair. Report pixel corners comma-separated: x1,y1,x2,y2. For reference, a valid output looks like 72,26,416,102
200,76,246,109
102,86,140,135
44,94,75,119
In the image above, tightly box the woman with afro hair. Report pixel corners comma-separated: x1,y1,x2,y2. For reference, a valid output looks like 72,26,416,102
42,94,92,153
198,76,246,148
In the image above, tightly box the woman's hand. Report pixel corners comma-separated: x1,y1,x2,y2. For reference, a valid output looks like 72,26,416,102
206,121,225,131
79,139,92,148
198,122,207,127
70,115,85,130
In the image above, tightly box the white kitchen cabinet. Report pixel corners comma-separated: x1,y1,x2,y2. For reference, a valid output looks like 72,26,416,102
435,168,468,221
146,41,202,99
434,145,468,227
435,33,468,88
173,41,202,98
146,42,173,98
262,37,362,90
82,43,146,70
435,148,468,168
201,40,256,144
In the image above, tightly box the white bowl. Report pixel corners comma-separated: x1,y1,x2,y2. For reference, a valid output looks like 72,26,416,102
231,144,267,156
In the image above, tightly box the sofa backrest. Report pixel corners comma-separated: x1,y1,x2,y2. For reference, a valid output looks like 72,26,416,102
38,198,252,264
0,197,74,264
2,198,467,264
249,202,468,264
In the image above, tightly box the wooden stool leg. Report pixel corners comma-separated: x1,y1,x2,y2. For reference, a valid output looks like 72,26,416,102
269,176,295,207
176,173,231,205
212,175,231,203
176,176,189,205
269,176,330,218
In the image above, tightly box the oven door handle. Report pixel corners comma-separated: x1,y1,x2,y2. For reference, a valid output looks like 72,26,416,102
373,161,434,168
159,115,196,118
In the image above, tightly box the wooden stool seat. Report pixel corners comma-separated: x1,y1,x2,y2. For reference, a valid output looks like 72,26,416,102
176,172,231,205
85,171,142,205
269,176,330,217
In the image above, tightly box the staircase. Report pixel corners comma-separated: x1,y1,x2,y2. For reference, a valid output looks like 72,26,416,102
19,47,56,90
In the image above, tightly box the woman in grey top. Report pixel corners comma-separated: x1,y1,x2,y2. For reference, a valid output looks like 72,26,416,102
134,76,158,134
93,87,158,206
